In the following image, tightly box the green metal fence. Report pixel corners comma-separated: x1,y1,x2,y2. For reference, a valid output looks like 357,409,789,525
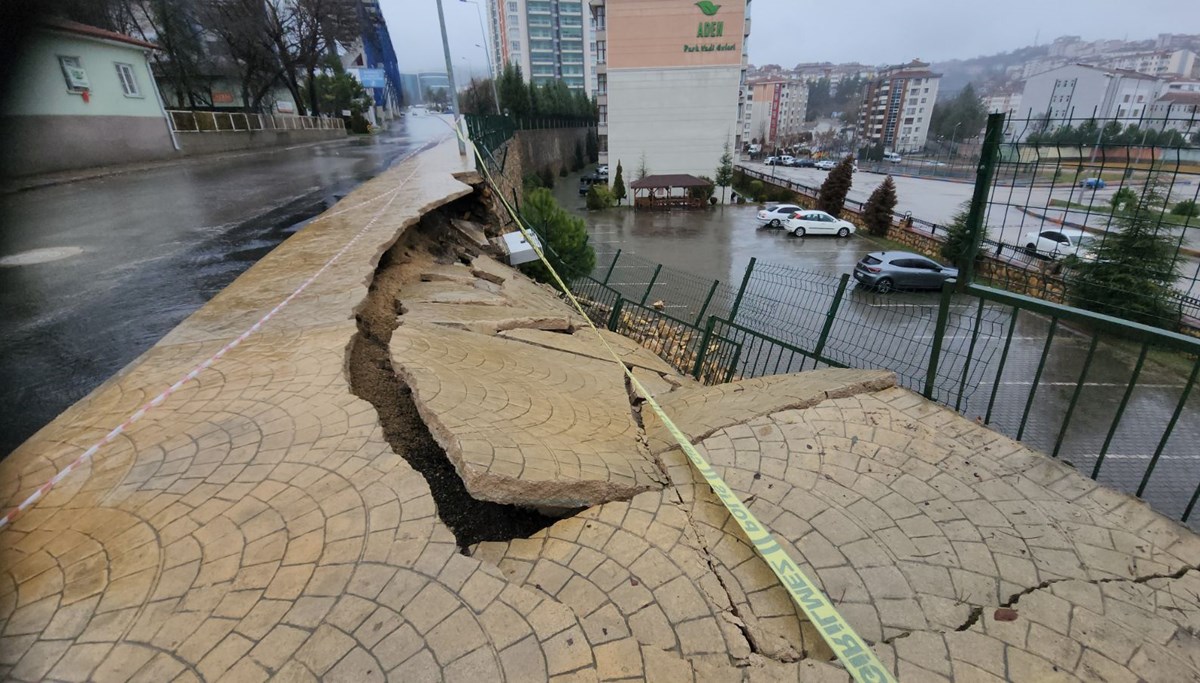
559,112,1200,526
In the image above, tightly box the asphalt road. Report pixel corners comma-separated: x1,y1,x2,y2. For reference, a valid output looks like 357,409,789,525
0,115,448,457
558,171,1200,526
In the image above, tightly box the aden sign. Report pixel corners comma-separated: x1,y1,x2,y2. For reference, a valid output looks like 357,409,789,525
684,1,735,53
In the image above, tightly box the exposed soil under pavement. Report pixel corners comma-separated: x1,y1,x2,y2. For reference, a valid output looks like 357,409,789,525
347,192,573,549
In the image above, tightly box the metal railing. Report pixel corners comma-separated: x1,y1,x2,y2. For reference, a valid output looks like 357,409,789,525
166,110,346,134
929,280,1200,523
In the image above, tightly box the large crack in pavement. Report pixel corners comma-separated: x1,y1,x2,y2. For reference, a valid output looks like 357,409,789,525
347,196,570,549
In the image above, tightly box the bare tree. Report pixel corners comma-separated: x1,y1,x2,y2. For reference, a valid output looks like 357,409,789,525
205,0,284,112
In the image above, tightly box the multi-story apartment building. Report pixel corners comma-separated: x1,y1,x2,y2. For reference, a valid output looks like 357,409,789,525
983,87,1023,117
486,0,592,91
1098,49,1198,79
590,0,751,177
1018,64,1163,138
742,78,808,148
857,60,941,154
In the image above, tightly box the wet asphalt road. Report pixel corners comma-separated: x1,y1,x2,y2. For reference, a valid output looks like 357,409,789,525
0,115,447,457
556,170,1200,526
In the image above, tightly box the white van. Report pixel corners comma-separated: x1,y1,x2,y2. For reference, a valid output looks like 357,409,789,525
883,152,902,163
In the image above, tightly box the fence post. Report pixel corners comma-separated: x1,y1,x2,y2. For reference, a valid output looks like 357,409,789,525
924,280,956,399
694,279,720,327
607,296,625,331
728,257,757,324
960,113,1005,288
640,264,662,306
813,273,850,363
691,315,717,380
602,249,622,285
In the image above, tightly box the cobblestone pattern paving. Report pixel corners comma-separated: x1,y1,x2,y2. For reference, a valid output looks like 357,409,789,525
4,136,1200,682
474,374,1200,680
0,141,646,682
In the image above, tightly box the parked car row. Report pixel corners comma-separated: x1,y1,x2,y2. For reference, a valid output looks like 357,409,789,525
765,156,816,168
755,204,858,237
752,204,965,293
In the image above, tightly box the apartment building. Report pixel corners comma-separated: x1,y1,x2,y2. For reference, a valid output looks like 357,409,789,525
590,0,751,177
742,78,808,148
857,60,941,154
983,87,1023,117
1098,49,1198,78
1018,64,1163,139
486,0,592,91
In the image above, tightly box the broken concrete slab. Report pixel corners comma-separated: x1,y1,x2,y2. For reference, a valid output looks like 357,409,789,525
499,328,678,376
391,322,665,510
641,369,896,454
451,218,491,247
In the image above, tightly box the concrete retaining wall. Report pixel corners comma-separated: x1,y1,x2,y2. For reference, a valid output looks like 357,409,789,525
175,128,345,157
0,115,346,178
1,114,176,177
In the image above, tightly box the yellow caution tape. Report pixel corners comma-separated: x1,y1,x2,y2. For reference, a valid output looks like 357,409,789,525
457,123,896,683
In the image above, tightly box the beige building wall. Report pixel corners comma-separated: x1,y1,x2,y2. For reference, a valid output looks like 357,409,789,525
604,0,748,180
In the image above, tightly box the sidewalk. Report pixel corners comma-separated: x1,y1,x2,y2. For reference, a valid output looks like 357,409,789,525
3,137,1200,682
1,137,354,194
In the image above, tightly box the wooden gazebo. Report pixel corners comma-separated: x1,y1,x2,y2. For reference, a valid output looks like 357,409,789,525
630,174,712,210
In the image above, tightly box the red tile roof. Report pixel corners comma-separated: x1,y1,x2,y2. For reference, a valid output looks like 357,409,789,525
40,17,159,51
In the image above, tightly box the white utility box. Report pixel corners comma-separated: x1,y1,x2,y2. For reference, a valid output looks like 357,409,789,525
500,230,543,266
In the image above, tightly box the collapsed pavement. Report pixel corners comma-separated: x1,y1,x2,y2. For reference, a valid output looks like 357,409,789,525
2,138,1200,682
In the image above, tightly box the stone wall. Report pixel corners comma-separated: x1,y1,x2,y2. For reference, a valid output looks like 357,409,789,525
517,127,590,177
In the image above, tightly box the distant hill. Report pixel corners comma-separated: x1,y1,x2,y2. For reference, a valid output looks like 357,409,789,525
931,45,1051,95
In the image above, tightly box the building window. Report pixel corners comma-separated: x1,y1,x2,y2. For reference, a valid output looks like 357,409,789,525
507,1,517,10
115,62,141,97
510,40,521,51
58,55,89,92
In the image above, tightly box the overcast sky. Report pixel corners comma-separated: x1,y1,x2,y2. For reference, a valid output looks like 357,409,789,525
382,0,1190,75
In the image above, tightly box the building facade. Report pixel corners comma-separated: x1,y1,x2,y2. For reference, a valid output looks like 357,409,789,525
1097,49,1198,78
857,60,940,154
487,0,592,91
742,78,808,149
1018,64,1164,138
2,18,177,176
591,0,750,179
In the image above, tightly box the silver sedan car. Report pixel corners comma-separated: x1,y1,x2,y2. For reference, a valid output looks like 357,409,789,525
853,251,958,293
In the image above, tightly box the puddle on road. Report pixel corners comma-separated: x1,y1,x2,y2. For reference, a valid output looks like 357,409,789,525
0,246,85,267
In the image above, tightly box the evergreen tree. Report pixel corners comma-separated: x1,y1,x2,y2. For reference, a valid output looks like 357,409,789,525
585,128,599,163
939,202,979,267
714,141,734,204
496,63,530,117
520,188,596,283
817,156,855,218
612,161,627,204
572,141,585,171
1070,182,1180,328
862,176,898,236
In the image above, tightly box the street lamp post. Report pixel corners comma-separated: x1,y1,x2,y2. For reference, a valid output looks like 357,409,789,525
461,0,502,115
434,0,466,155
950,121,962,163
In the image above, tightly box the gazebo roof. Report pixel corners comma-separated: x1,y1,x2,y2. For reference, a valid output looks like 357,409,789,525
630,174,712,189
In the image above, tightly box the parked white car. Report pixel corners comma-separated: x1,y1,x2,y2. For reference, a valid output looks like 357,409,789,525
785,210,857,237
756,204,803,227
814,159,836,170
1022,229,1098,260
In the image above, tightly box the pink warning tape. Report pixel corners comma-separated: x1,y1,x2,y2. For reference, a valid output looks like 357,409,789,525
0,141,440,530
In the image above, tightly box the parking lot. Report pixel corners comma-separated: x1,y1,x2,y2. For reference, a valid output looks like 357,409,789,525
555,172,1200,526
